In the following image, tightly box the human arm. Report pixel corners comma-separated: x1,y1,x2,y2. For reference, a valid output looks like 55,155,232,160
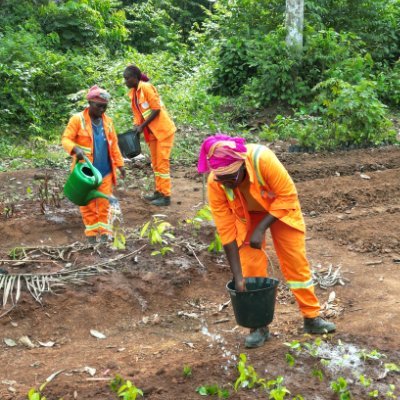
136,109,160,133
224,241,246,292
208,176,246,291
118,166,126,179
249,213,278,249
107,117,125,179
61,115,85,160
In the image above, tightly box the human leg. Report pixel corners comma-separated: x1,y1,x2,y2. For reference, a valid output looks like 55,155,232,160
97,174,113,237
150,135,174,205
270,220,335,332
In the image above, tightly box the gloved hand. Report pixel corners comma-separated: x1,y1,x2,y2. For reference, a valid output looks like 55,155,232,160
73,146,85,161
118,166,126,180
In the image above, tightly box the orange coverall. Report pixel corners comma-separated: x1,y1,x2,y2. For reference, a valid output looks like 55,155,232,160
208,144,320,318
62,108,124,237
128,82,176,197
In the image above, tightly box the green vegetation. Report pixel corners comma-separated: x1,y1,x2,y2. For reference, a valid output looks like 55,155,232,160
109,375,143,400
0,0,399,161
140,215,175,256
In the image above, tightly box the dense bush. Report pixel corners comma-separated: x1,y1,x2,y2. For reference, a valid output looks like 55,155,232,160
262,78,396,150
0,0,399,153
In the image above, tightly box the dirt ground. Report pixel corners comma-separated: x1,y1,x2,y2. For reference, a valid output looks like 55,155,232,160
0,144,400,400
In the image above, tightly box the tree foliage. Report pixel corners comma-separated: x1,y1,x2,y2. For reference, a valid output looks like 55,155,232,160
0,0,399,151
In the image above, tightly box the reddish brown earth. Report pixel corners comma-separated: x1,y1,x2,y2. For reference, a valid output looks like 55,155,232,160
0,145,400,400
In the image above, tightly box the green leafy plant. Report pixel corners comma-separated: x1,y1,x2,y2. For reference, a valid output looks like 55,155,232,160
109,374,125,393
27,388,47,400
330,377,352,400
267,376,291,400
208,232,223,253
234,353,260,390
196,384,230,398
385,384,396,399
109,375,143,400
358,349,386,362
183,365,192,377
311,368,324,382
140,215,175,256
285,353,295,367
186,204,213,230
117,380,143,400
384,363,400,373
359,374,372,388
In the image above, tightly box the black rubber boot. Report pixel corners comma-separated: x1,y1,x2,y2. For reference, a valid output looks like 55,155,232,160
151,195,171,206
87,236,97,245
143,191,162,201
304,317,336,334
100,234,109,243
244,327,270,348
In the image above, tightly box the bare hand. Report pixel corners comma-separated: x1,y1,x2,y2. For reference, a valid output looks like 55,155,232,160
250,228,264,249
135,125,143,133
118,166,126,180
73,146,85,161
235,276,246,292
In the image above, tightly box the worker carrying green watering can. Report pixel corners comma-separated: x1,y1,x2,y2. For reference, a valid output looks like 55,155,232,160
62,85,126,244
198,134,336,348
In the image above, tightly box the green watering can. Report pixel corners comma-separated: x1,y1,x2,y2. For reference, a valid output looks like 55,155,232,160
63,155,113,206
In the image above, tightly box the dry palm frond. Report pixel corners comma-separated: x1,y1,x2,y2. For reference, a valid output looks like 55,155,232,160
0,244,146,310
312,263,348,289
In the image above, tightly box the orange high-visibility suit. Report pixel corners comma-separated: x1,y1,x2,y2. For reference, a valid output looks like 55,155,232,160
128,81,176,196
62,108,124,237
208,144,320,318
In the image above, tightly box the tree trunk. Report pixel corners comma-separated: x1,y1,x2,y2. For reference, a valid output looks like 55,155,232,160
285,0,304,53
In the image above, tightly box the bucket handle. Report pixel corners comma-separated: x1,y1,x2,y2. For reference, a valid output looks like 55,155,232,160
82,155,101,186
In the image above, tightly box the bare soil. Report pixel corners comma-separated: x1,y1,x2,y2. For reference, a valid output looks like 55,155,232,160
0,145,400,400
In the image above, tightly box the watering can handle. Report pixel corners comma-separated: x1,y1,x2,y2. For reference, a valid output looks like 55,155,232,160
82,155,101,186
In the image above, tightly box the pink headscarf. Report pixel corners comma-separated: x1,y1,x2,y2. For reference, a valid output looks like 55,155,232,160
197,134,247,175
86,85,110,103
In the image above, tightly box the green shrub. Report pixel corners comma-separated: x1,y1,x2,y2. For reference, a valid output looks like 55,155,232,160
264,78,396,150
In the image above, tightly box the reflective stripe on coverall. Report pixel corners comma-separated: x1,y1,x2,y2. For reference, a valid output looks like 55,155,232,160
208,144,320,318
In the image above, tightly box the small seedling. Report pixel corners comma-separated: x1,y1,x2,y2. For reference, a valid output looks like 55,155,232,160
359,374,372,388
385,384,396,398
117,380,143,400
183,365,192,377
234,353,259,390
330,377,352,400
358,349,386,361
27,388,47,400
285,353,295,367
368,389,379,398
267,376,291,400
109,375,143,400
208,232,223,253
384,363,400,373
110,374,125,393
311,368,324,382
196,384,229,398
140,215,175,256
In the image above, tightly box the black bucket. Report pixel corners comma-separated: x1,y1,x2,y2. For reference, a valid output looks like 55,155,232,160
226,277,279,329
118,129,141,158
